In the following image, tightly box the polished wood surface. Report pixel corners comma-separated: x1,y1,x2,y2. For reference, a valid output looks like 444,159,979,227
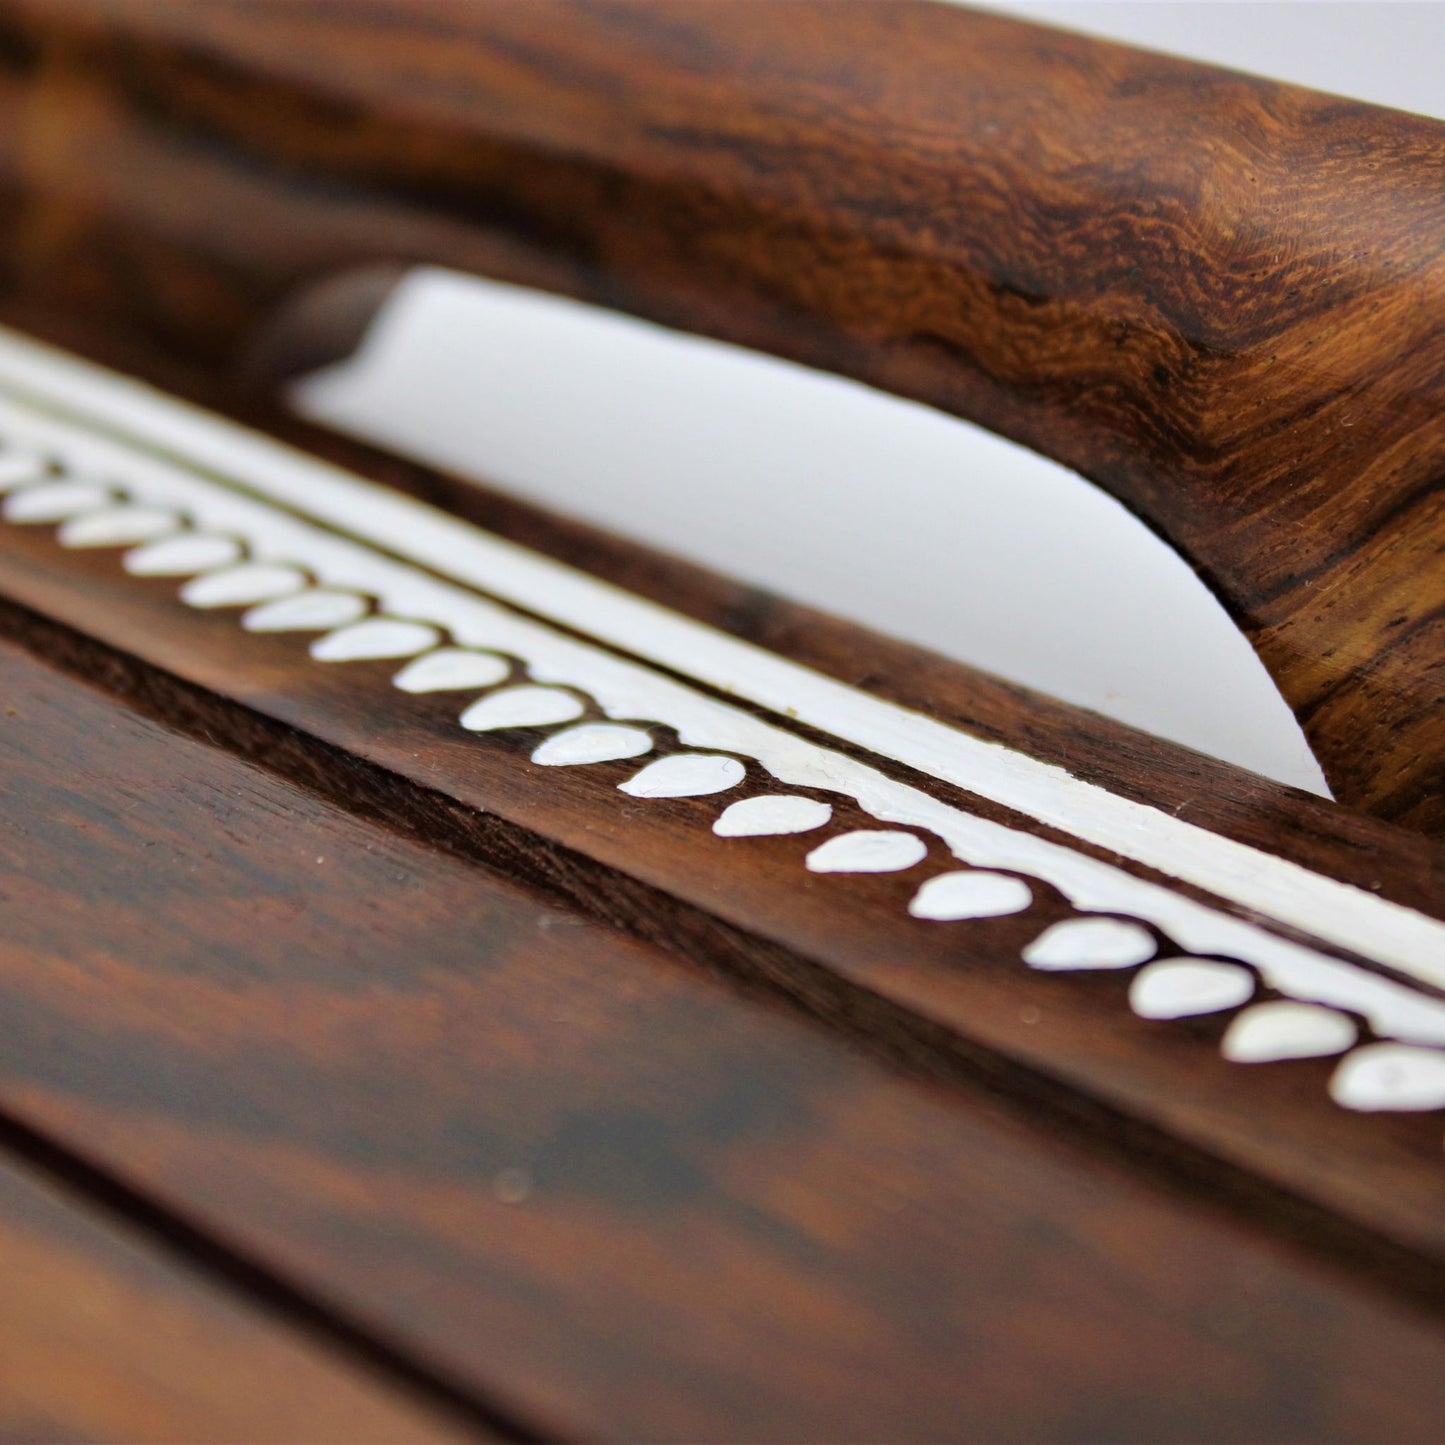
0,0,1440,829
1,636,1443,1443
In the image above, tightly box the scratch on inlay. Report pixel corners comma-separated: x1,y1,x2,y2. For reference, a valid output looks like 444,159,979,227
0,327,1443,1129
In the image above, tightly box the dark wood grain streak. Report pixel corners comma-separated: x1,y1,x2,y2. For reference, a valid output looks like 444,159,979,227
2,636,1445,1443
0,0,1440,828
0,1148,476,1444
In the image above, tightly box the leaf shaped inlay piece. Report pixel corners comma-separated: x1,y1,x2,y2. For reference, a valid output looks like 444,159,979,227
620,754,745,798
909,871,1032,920
181,563,309,609
1330,1044,1445,1112
0,450,46,491
806,830,928,874
311,618,441,662
58,506,181,548
242,588,368,633
1129,958,1254,1020
459,686,584,732
393,648,510,694
1221,1002,1357,1063
4,481,110,523
1023,918,1155,971
713,795,833,837
125,533,242,577
532,724,652,766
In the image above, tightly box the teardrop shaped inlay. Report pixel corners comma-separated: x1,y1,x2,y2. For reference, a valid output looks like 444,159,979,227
0,450,46,491
459,686,584,732
1221,1002,1357,1063
125,532,242,577
310,618,441,662
181,563,308,609
242,588,368,633
620,753,745,798
909,871,1032,921
1129,958,1254,1021
713,795,833,837
532,724,652,766
393,648,510,694
806,830,928,874
1023,918,1155,971
1330,1044,1445,1112
4,481,111,523
58,506,181,548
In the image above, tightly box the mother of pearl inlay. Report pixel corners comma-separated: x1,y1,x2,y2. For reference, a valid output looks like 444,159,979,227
1023,918,1156,971
58,506,182,548
242,588,368,633
1330,1044,1445,1112
620,753,746,798
713,795,834,837
125,532,242,577
1129,958,1255,1020
532,723,652,766
1221,1002,1358,1063
180,562,309,608
459,686,585,732
806,830,928,874
392,647,511,693
908,870,1033,920
310,617,441,662
4,480,111,522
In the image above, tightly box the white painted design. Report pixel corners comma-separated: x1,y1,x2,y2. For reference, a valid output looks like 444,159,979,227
181,563,309,609
908,870,1033,920
1330,1044,1445,1113
459,686,584,732
310,617,441,662
532,723,652,767
1129,959,1255,1021
3,480,111,523
393,647,511,694
57,506,181,548
620,753,746,798
1222,1003,1358,1063
714,795,834,837
0,326,1441,1123
1023,918,1156,971
0,449,46,490
807,830,929,874
124,532,242,577
242,589,369,633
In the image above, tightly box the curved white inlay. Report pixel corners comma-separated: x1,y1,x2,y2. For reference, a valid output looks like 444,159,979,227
125,532,241,577
181,562,309,609
392,647,511,694
807,830,929,874
713,795,834,837
1221,1002,1358,1063
242,588,368,633
1129,958,1255,1021
909,870,1033,921
532,723,652,766
3,480,111,523
1023,918,1156,971
620,753,746,798
1330,1044,1445,1112
459,685,584,732
310,617,441,662
0,449,46,490
57,506,181,548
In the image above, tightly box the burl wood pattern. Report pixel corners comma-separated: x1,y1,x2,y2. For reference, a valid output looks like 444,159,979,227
0,0,1440,829
3,636,1445,1443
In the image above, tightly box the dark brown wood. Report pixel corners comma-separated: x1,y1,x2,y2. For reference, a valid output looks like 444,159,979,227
0,1151,470,1443
2,633,1444,1443
0,0,1440,829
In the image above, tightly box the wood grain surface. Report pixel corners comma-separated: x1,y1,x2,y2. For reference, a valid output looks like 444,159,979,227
0,0,1440,830
0,1149,473,1444
1,634,1444,1443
